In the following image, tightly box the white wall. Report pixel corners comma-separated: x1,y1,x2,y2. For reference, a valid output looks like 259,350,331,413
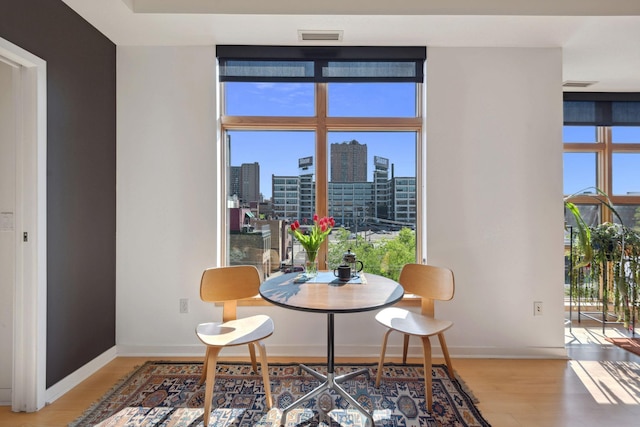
426,47,566,356
116,46,566,359
116,46,220,353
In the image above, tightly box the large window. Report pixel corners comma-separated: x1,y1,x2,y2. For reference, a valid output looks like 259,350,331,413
564,95,640,230
219,46,425,280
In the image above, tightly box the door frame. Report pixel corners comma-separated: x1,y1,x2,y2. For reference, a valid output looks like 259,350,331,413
0,37,47,412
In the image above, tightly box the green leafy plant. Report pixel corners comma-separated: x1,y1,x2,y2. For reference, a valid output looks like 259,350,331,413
564,187,622,269
328,227,416,282
565,187,640,328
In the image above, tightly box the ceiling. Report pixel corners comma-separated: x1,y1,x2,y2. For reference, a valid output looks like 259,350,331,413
61,0,640,92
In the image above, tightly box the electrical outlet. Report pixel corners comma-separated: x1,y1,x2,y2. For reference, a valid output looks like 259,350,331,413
534,301,543,316
180,298,189,314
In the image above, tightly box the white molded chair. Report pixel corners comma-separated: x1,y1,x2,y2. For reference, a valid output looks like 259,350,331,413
375,263,455,412
195,265,273,426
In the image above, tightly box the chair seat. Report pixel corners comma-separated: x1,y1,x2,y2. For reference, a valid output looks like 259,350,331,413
196,314,274,347
375,307,453,337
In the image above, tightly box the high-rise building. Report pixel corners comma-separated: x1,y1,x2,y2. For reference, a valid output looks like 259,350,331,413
240,162,260,203
271,175,299,220
391,177,416,225
229,166,241,199
272,152,415,227
331,140,367,182
298,156,315,222
373,156,390,220
328,182,374,227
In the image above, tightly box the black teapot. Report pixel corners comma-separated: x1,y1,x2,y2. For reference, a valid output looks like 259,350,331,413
342,248,364,277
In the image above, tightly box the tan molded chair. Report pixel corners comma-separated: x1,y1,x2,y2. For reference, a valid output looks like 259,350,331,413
195,265,273,426
375,263,455,412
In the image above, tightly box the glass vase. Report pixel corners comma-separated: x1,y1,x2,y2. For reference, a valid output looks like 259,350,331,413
305,251,318,278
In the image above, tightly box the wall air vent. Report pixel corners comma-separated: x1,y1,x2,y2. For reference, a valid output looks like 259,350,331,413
298,30,343,42
563,81,597,88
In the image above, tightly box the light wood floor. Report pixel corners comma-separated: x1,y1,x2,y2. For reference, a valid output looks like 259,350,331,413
2,320,640,427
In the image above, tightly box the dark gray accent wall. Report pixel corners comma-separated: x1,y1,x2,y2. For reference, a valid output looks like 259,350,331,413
0,0,116,387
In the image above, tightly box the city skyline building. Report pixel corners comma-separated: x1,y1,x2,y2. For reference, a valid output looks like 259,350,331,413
241,162,260,203
230,162,261,204
234,144,415,227
229,166,241,200
271,153,415,227
271,176,299,220
331,140,367,183
298,156,316,223
373,156,390,220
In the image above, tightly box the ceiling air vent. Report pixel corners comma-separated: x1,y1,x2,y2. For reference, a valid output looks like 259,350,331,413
563,81,597,88
298,30,343,42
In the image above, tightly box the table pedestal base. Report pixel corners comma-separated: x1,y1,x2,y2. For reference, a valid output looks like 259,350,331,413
279,364,375,426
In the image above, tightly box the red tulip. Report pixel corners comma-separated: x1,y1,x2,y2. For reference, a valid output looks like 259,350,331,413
313,214,319,222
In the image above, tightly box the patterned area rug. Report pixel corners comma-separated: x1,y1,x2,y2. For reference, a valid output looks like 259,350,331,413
70,361,490,427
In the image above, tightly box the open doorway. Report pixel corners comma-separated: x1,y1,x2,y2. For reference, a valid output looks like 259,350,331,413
0,51,16,408
0,37,47,412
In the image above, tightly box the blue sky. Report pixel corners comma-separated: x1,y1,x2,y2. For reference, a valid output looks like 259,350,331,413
226,83,639,198
226,82,417,199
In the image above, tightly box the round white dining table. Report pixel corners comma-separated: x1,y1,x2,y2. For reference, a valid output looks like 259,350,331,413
259,271,404,426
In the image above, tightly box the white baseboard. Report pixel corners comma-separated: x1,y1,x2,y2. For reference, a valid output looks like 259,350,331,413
116,344,206,357
0,388,10,406
45,347,117,405
116,343,568,359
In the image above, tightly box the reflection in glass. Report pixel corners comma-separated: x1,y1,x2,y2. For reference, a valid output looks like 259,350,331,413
564,204,600,228
612,205,640,230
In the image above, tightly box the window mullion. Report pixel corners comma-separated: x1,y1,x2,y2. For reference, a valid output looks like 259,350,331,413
221,116,317,129
316,83,329,268
600,126,613,222
325,117,422,130
563,142,605,152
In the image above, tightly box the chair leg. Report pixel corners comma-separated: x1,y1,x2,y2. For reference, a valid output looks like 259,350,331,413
254,341,273,409
420,336,433,412
375,329,392,387
199,347,210,385
248,342,258,373
203,346,221,427
438,333,454,379
402,334,410,364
